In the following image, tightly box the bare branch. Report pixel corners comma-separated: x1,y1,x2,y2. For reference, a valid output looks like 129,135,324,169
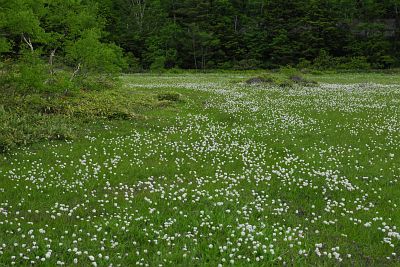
22,34,34,52
70,63,81,81
129,0,146,31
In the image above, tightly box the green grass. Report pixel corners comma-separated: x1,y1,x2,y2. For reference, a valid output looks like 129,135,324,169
0,73,400,266
303,71,400,84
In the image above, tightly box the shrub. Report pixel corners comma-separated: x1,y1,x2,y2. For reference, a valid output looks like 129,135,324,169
13,50,49,93
279,65,301,78
377,55,396,69
297,58,312,69
150,56,167,73
50,71,79,94
76,74,119,91
218,62,233,69
66,29,127,75
166,68,185,74
233,59,261,70
124,52,142,73
313,49,335,70
339,56,371,70
3,53,83,95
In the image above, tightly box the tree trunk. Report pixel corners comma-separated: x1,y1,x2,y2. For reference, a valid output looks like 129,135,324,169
49,49,57,75
234,15,238,33
192,32,198,70
70,63,81,81
201,47,205,70
130,0,146,31
395,3,399,55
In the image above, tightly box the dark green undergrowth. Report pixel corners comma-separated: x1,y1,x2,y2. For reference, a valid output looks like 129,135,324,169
0,84,179,153
0,109,76,152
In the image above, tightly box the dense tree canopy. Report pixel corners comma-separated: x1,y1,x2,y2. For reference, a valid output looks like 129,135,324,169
1,0,399,72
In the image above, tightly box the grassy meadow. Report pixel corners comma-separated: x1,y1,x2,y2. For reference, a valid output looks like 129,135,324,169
0,72,400,266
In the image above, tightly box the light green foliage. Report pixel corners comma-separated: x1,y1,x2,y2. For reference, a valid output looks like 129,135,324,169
1,0,47,42
5,50,79,94
0,0,126,93
66,29,127,74
14,50,49,92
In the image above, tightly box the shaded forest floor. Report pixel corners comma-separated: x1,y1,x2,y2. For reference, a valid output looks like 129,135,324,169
1,72,400,266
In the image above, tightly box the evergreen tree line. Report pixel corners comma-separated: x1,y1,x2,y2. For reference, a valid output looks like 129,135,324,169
1,0,399,80
102,0,400,70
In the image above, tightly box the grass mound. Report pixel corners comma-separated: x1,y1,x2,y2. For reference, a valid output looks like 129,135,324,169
245,70,318,87
289,75,318,86
157,92,182,102
245,76,274,84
